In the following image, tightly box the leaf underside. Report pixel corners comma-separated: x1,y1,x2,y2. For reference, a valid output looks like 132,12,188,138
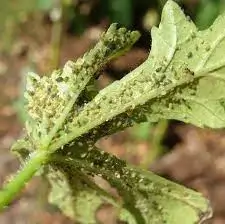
12,0,225,223
49,147,211,224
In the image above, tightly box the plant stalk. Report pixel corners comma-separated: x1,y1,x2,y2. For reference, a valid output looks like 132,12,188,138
0,150,48,210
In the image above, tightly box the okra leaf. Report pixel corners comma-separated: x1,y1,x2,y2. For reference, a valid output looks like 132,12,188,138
22,24,140,151
17,0,225,154
48,147,211,224
48,144,135,223
47,168,104,223
48,0,225,153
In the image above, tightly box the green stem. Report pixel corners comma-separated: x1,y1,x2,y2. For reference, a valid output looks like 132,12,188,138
0,150,48,210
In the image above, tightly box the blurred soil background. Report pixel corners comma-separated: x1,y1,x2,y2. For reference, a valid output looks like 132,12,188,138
1,0,225,223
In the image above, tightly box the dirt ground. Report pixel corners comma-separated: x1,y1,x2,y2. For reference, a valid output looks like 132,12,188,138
0,21,225,224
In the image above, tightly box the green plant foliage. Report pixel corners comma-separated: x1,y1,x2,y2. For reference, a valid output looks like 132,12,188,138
42,0,225,155
47,167,104,223
10,0,225,223
48,147,211,224
23,24,140,151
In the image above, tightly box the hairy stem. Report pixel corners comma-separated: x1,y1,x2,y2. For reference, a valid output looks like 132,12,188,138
0,150,48,210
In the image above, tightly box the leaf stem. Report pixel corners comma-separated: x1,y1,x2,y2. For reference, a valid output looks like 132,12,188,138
0,150,48,210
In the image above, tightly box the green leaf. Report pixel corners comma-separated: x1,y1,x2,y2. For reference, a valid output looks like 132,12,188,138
47,168,103,223
48,0,225,153
47,144,134,223
49,147,211,224
20,0,225,153
22,24,140,151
